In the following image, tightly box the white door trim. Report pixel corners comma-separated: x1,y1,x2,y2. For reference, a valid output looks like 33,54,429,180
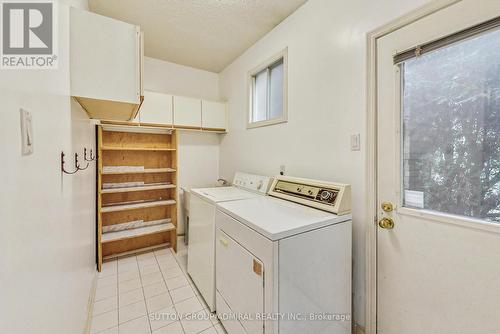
364,1,462,333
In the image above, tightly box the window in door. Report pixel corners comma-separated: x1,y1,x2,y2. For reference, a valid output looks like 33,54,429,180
400,26,500,223
248,49,287,128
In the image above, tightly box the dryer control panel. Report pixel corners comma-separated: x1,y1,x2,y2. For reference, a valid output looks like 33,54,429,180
268,176,351,215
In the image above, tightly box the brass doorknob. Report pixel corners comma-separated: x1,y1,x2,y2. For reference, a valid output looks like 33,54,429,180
381,201,394,212
378,217,394,229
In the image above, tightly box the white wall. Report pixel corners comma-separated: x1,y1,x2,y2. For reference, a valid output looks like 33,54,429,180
144,57,219,100
143,57,221,234
218,0,430,328
0,1,96,334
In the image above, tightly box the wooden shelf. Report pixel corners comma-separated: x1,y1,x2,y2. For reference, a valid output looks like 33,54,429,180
101,123,174,134
100,120,226,134
97,126,178,272
103,243,170,261
102,183,176,194
102,168,176,175
101,199,176,213
101,223,176,243
101,146,176,151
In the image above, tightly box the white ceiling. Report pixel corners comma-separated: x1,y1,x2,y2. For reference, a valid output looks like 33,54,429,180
89,0,307,73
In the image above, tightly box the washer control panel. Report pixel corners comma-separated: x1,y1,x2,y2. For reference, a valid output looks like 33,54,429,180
268,176,351,215
232,172,273,194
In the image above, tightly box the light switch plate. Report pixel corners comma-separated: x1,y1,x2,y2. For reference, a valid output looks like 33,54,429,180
20,108,33,155
351,134,361,151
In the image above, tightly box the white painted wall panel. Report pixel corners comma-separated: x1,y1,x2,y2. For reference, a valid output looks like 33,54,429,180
0,2,96,334
144,57,219,100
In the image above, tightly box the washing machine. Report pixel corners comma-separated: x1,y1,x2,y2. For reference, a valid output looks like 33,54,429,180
188,172,272,311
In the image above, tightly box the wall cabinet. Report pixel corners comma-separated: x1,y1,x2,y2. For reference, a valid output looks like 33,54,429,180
202,100,227,131
173,96,202,129
124,90,227,132
139,91,173,125
70,8,143,121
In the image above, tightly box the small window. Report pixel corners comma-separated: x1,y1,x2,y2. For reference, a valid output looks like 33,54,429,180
248,49,287,128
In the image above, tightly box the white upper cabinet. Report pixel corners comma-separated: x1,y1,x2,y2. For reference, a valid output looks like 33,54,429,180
70,8,143,121
173,96,202,128
202,100,227,130
139,91,173,125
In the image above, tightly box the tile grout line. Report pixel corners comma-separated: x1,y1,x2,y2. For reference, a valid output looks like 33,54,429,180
117,256,147,331
167,247,215,334
138,255,154,334
155,249,187,334
108,248,213,334
168,246,209,333
168,247,216,333
178,241,220,334
86,271,98,334
91,261,120,334
116,260,120,332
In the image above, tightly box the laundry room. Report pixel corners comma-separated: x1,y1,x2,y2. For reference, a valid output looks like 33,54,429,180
1,1,500,334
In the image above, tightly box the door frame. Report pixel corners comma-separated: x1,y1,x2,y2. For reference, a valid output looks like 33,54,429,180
364,1,462,333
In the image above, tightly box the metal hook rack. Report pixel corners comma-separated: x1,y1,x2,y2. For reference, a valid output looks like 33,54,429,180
61,151,79,175
84,148,96,162
61,150,91,174
75,152,90,171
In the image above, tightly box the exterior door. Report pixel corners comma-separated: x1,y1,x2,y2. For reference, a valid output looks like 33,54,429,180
376,1,500,333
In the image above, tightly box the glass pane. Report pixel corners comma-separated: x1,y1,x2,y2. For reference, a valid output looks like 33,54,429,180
252,69,268,123
402,28,500,223
269,60,284,119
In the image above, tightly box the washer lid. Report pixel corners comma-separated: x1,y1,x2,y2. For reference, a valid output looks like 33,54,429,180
217,196,352,241
191,186,260,203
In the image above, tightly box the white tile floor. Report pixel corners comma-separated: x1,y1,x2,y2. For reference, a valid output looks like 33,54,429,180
91,238,226,334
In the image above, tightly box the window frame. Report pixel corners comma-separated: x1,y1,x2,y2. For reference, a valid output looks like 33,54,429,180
247,48,288,129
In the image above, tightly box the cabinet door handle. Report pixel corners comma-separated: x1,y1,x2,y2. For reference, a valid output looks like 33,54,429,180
219,237,228,247
253,259,262,276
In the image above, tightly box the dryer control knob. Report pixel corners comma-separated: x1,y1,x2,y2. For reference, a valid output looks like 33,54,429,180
320,191,333,201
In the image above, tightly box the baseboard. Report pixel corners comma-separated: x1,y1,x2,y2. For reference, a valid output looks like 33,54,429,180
355,323,366,334
84,270,98,334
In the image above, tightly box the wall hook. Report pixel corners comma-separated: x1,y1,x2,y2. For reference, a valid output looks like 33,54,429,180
75,152,90,171
84,148,96,162
61,151,79,175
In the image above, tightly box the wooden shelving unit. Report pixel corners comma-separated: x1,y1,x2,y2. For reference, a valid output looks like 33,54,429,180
97,125,178,271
